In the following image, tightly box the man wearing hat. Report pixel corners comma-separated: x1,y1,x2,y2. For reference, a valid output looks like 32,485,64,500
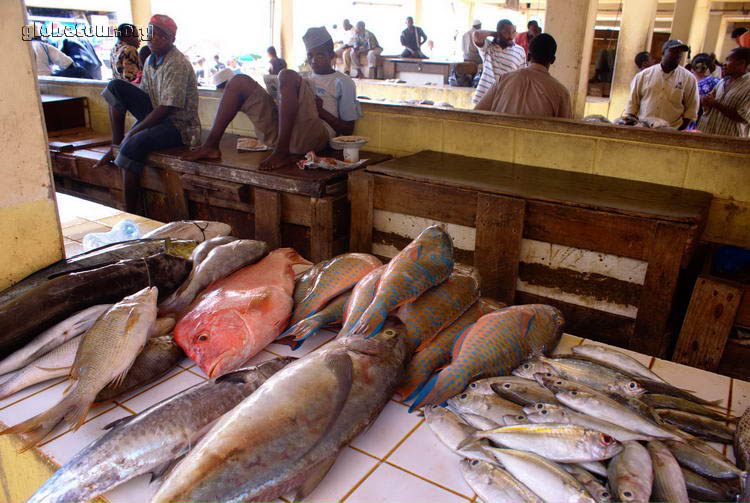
623,39,699,130
462,20,482,65
184,26,362,170
95,14,200,215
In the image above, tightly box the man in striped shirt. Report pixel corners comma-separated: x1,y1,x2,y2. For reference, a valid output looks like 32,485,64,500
697,47,750,137
472,19,526,104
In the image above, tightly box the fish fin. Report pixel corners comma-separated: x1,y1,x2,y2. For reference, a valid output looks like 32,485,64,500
102,415,136,430
409,373,438,412
149,452,186,484
292,454,338,501
34,365,72,372
450,323,474,360
455,434,482,452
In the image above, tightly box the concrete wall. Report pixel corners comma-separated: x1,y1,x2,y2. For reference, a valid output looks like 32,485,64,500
1,1,63,291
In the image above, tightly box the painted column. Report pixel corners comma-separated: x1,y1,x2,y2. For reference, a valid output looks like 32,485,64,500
544,0,598,118
687,0,711,54
670,0,697,42
703,13,724,57
608,0,658,121
129,0,151,29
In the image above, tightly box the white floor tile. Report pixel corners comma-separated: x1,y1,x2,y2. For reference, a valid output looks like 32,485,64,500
304,447,379,503
651,359,731,408
0,376,66,410
552,333,583,355
120,370,204,413
345,462,467,503
0,380,68,426
350,400,421,459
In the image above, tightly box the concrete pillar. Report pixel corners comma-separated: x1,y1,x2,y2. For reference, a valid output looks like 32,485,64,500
687,0,711,54
544,0,598,118
715,17,732,60
670,0,696,42
275,0,294,66
703,13,724,56
130,0,151,29
608,0,658,121
415,0,425,26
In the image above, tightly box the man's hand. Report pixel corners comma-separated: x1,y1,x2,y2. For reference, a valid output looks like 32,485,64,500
315,95,324,115
701,94,718,109
259,150,293,171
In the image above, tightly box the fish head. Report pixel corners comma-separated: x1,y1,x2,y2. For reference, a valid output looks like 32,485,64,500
512,359,554,379
446,391,475,412
465,380,495,395
556,389,598,410
182,308,253,378
459,458,492,480
614,378,647,397
502,414,528,425
122,286,159,305
589,431,623,459
524,403,568,423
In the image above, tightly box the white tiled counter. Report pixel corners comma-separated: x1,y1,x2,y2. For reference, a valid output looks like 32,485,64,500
2,331,746,503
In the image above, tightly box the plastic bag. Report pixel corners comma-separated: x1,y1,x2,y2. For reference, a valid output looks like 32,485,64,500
82,219,141,250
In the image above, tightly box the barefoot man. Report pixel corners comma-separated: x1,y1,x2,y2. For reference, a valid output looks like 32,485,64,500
184,26,361,170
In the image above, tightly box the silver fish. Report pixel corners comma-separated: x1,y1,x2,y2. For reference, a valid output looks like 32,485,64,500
491,379,557,406
571,345,666,383
607,441,653,503
664,438,744,479
465,376,534,395
423,405,493,462
0,304,109,376
502,414,531,425
648,440,689,503
656,408,735,443
512,359,555,379
26,357,293,503
447,392,525,425
460,459,545,503
0,336,81,399
539,356,646,397
642,393,729,422
524,403,654,442
578,461,608,478
682,467,740,502
460,412,501,430
563,464,612,503
142,220,232,241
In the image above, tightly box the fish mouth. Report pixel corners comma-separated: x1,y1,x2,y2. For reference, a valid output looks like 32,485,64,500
208,354,229,378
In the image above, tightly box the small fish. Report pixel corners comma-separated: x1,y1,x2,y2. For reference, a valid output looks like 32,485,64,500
486,448,597,503
571,344,667,383
142,220,232,241
736,407,750,470
472,423,622,463
665,438,744,480
578,461,609,478
460,412,501,430
446,392,525,425
465,376,533,396
423,405,492,461
348,225,454,338
188,236,238,265
682,467,740,502
491,379,556,407
396,298,503,399
409,305,564,409
607,441,653,503
338,265,385,337
657,408,735,443
159,239,268,316
538,356,646,397
501,414,530,425
648,440,689,503
512,358,555,379
289,253,382,325
562,465,612,503
281,292,350,345
1,287,158,450
642,393,729,422
460,459,545,503
0,304,110,377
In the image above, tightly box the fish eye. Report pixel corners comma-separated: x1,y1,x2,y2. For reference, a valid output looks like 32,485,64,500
471,459,479,466
601,434,614,444
541,410,548,415
623,491,633,498
523,364,530,369
536,403,544,409
555,380,562,385
197,333,209,341
470,383,477,388
571,391,577,395
460,393,468,399
517,415,524,420
601,492,609,499
628,382,637,389
503,383,511,389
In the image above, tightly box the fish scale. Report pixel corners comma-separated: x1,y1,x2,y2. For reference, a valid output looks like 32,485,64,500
408,305,564,410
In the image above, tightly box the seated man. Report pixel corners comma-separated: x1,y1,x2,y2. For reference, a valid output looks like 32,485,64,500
185,27,362,171
400,16,427,59
474,33,571,119
94,14,200,215
697,47,750,137
344,21,382,78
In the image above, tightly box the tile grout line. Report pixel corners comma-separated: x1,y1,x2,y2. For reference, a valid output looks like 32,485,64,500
37,402,119,447
115,401,137,415
381,418,425,463
0,378,68,411
347,444,382,461
727,378,735,420
184,367,209,380
116,368,190,406
381,460,473,501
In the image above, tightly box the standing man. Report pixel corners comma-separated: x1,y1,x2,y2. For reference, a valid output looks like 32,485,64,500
110,23,142,82
698,47,750,137
515,20,541,56
462,19,482,64
623,39,699,130
344,21,382,78
94,14,200,216
475,33,571,119
400,16,428,58
472,19,526,104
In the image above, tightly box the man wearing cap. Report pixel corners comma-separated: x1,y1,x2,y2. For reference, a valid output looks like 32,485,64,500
184,26,362,170
623,39,699,130
462,20,482,65
698,47,750,137
95,14,200,215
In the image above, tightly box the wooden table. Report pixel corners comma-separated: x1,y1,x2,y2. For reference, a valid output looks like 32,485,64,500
382,58,462,84
41,95,88,132
349,151,713,357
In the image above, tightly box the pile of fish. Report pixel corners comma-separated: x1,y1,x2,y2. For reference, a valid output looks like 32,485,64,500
425,343,750,503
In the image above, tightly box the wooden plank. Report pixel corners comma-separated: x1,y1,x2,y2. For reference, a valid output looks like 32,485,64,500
717,339,750,380
180,173,249,202
474,193,525,304
736,286,750,327
672,276,743,371
631,222,690,357
349,171,374,253
159,169,190,220
254,188,282,249
310,197,335,262
281,193,312,227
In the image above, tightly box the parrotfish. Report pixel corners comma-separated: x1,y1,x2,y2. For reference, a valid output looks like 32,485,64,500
397,298,504,400
408,304,564,410
293,259,331,306
174,248,310,378
280,292,351,347
289,253,382,326
347,225,454,338
338,265,385,337
396,272,481,352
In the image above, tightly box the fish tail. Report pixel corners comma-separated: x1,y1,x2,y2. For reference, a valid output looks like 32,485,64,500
408,373,438,412
0,370,21,400
397,371,433,401
287,317,325,343
410,366,468,410
350,306,386,339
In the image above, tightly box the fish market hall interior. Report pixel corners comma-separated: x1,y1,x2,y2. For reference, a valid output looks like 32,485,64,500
2,0,750,501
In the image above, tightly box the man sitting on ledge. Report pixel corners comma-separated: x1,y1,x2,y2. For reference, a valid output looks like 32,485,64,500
94,14,200,215
185,27,362,170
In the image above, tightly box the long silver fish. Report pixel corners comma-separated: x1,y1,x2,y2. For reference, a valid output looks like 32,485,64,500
607,441,653,503
460,412,501,430
26,358,293,503
648,440,689,503
524,403,654,442
0,304,109,376
0,336,80,399
657,408,735,443
538,356,646,397
423,405,493,462
465,376,534,395
571,345,666,383
491,379,557,407
579,461,608,478
142,220,232,241
682,467,740,502
563,464,612,503
447,392,525,425
512,359,555,380
664,438,744,479
460,459,545,503
642,393,729,422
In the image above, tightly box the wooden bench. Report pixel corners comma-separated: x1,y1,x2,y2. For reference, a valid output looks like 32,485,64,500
334,52,386,79
349,150,713,357
41,94,88,132
381,58,465,84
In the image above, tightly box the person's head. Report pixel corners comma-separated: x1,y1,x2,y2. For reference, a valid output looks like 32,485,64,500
495,19,516,47
690,52,712,77
343,19,352,31
139,45,151,66
117,23,140,48
267,46,278,58
214,54,220,62
528,20,541,37
634,51,654,70
406,16,414,28
147,14,177,56
303,27,335,74
731,27,748,47
356,21,366,34
472,19,482,30
529,33,556,67
723,47,750,78
661,39,689,71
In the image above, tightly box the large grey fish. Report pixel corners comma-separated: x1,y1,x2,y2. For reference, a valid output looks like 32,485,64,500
491,379,557,406
0,239,196,307
736,407,750,470
0,336,81,399
460,458,545,503
0,304,110,376
648,440,689,503
571,345,666,383
472,423,622,463
538,356,647,397
562,464,612,503
423,405,493,462
26,357,293,503
657,408,735,443
664,438,744,480
682,468,741,502
1,287,158,450
485,448,596,503
446,391,525,425
607,441,653,503
642,393,729,422
142,220,232,241
151,320,409,502
159,239,269,316
524,403,654,442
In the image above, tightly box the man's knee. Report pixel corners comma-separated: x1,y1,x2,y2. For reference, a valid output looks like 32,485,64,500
278,68,300,89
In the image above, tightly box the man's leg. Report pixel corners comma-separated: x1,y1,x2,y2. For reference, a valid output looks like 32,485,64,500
343,49,352,75
350,48,363,77
368,47,383,78
95,80,153,167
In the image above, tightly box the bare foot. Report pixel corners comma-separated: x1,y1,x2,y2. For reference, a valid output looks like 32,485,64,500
259,151,292,171
182,144,221,161
93,148,114,168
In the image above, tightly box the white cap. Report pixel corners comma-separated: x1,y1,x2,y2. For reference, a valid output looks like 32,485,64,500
212,68,235,88
472,19,482,27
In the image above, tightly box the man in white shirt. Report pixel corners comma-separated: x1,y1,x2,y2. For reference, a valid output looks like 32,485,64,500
29,24,73,77
461,20,482,64
623,39,699,130
472,19,526,104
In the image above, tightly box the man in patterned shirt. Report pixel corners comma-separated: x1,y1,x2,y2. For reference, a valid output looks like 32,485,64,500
472,19,526,104
95,14,200,215
110,23,142,82
698,47,750,137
